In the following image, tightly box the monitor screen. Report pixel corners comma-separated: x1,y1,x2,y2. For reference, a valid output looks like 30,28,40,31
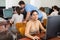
3,8,13,18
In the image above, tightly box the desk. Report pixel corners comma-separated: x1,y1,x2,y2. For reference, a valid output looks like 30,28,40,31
19,32,60,40
19,32,45,40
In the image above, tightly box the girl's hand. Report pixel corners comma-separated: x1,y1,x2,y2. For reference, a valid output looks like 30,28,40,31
32,36,39,40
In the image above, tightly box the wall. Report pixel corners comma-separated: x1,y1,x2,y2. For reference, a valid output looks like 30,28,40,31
30,0,41,9
0,0,5,6
40,0,60,8
6,0,20,9
5,0,30,9
30,0,60,8
23,0,30,4
5,0,60,9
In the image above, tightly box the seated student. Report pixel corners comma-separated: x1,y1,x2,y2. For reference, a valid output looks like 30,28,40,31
0,17,13,40
50,5,59,16
39,7,47,26
10,6,24,31
0,17,10,32
25,10,46,40
9,7,24,39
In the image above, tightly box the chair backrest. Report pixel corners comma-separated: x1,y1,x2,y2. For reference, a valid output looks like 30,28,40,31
16,23,26,36
43,19,47,27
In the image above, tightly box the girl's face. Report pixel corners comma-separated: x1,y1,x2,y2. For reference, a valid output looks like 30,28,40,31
31,12,38,21
20,4,25,8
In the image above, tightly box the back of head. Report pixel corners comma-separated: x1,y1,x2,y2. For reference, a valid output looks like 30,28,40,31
39,7,45,12
52,5,59,11
18,1,25,5
16,6,20,15
15,6,23,15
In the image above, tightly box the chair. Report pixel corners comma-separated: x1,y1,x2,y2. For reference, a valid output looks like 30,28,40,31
16,23,26,36
43,19,47,27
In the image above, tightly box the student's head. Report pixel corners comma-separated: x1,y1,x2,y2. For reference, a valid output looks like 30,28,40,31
30,10,38,21
18,1,25,8
39,7,45,12
16,6,23,15
52,5,59,11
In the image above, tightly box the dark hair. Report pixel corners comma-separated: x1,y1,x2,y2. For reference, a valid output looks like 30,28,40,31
39,7,45,12
52,5,59,11
58,9,60,15
18,1,25,5
16,6,23,15
30,10,38,16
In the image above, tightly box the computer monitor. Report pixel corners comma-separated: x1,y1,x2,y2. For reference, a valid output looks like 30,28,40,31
46,16,60,39
3,8,13,19
44,7,50,14
0,7,5,17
